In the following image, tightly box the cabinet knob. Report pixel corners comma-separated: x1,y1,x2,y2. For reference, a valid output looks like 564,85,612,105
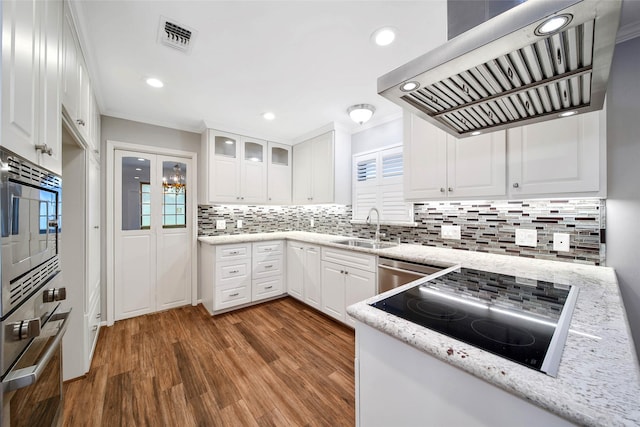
236,197,240,200
43,287,66,303
92,325,98,332
448,187,453,192
440,188,445,193
93,225,99,229
513,183,520,188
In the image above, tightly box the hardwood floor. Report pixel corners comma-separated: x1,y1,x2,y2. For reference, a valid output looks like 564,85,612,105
62,297,356,426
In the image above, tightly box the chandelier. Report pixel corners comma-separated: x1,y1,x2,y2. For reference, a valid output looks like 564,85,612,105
163,164,186,193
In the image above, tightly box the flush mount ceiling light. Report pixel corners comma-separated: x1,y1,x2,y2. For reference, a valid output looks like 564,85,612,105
347,104,376,125
263,112,275,120
534,14,572,36
371,27,397,46
145,77,164,88
471,131,481,136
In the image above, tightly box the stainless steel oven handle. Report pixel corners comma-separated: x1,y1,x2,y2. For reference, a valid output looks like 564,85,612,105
2,309,71,392
378,264,428,277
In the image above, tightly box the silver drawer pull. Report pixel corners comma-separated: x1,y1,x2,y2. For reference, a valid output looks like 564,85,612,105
229,270,239,274
265,286,273,290
264,248,272,251
229,251,239,255
96,313,101,319
229,293,239,297
264,265,273,269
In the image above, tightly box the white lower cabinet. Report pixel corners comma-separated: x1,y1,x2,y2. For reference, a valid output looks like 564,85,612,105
286,242,321,309
321,247,376,326
200,240,285,314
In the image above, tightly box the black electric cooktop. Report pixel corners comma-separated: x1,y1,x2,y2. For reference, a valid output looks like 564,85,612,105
371,268,577,375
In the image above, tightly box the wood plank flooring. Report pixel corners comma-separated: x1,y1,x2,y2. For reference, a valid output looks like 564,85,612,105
62,297,356,426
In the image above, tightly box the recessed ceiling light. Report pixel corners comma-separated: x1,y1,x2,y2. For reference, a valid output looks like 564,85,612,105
263,112,275,120
471,131,481,136
535,14,572,36
400,81,420,92
371,27,396,46
559,111,577,117
146,77,164,88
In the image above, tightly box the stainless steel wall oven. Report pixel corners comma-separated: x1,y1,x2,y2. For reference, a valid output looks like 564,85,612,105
0,149,69,426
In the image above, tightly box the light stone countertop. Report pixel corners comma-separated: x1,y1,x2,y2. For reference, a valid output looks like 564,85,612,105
198,231,640,426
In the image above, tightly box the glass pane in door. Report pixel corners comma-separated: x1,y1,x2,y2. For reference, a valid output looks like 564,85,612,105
121,156,151,230
162,161,186,228
245,142,263,162
271,147,288,166
215,136,237,157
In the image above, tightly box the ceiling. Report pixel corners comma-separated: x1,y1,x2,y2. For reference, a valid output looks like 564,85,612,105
73,1,640,145
72,1,448,143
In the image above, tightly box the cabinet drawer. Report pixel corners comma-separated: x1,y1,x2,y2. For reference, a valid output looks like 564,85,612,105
253,240,284,257
252,276,284,301
253,257,284,279
321,247,376,272
216,244,251,261
215,285,251,310
218,261,250,280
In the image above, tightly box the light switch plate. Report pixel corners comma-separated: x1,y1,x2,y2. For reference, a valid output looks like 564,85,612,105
515,229,537,247
216,219,226,230
441,225,461,240
553,233,570,252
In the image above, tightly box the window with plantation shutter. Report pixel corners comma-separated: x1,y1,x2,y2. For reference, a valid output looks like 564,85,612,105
352,145,413,223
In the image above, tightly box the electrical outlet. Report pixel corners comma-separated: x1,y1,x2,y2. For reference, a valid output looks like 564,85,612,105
310,218,315,228
216,219,226,230
441,225,461,240
515,229,537,247
237,220,243,229
553,233,570,252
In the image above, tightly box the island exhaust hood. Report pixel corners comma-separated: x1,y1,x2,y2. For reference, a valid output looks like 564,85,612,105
378,0,621,138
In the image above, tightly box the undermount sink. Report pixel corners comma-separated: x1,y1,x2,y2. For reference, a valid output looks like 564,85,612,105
333,238,398,250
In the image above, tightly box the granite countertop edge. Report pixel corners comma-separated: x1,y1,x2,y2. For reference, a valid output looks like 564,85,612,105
198,231,640,426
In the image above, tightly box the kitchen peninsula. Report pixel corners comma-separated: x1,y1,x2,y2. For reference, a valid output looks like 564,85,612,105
199,231,640,426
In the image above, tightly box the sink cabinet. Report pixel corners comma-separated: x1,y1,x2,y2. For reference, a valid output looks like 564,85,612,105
321,247,376,326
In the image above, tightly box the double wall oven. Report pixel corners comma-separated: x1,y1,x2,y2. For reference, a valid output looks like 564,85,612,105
0,149,69,426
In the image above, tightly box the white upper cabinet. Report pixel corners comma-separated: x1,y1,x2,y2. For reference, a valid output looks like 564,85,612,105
404,113,506,200
200,129,269,204
507,110,605,198
267,142,292,204
1,0,62,174
446,132,506,199
292,130,351,205
61,2,99,152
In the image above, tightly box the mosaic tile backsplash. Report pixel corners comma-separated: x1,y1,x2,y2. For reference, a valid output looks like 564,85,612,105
198,199,605,265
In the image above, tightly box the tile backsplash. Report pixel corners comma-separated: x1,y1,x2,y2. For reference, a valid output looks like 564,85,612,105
198,199,605,265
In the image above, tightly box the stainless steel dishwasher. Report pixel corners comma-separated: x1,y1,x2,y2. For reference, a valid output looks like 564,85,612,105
377,257,450,293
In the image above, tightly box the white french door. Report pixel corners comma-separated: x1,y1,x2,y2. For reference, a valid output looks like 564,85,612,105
114,150,192,320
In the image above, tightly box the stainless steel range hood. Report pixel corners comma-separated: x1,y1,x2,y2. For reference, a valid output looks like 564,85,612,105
378,0,621,138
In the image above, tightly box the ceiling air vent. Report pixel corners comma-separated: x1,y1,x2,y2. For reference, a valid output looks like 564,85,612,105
158,17,196,53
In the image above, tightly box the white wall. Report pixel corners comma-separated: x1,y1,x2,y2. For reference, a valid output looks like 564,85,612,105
606,37,640,360
351,117,402,155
